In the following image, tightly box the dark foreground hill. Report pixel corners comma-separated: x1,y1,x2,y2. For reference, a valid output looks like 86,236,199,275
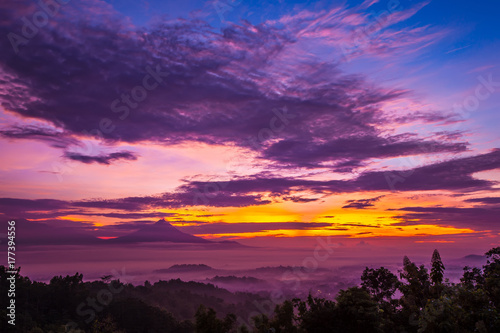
0,247,499,332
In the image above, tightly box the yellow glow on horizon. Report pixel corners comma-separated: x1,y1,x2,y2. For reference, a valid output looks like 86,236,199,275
57,215,92,223
195,223,475,239
211,204,302,223
53,192,480,241
415,240,455,243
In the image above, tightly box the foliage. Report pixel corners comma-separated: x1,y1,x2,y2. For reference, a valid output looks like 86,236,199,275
195,305,236,333
361,266,399,302
430,249,445,285
1,247,500,332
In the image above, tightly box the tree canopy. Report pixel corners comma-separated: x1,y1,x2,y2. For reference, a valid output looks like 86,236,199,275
1,247,499,332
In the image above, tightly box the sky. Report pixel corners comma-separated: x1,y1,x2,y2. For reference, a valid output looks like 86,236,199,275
0,0,499,274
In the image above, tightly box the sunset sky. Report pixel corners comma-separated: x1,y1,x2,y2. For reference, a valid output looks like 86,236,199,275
1,0,499,260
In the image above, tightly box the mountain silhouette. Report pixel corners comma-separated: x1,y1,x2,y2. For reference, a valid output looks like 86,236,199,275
111,219,212,244
155,264,214,273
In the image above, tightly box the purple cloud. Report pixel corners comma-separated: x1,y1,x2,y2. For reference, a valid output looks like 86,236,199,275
177,222,334,235
465,197,500,204
1,149,499,221
0,198,70,217
394,205,500,231
357,149,500,192
0,0,466,171
0,125,78,148
342,195,385,209
63,150,138,165
174,149,500,201
262,135,467,171
73,191,270,210
79,212,179,219
0,218,101,245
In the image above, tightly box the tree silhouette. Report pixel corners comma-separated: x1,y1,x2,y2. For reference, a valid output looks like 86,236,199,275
2,247,500,332
361,266,399,302
195,304,236,333
483,247,500,309
430,249,445,285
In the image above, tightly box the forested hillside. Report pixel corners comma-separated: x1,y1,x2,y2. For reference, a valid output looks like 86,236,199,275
1,247,499,332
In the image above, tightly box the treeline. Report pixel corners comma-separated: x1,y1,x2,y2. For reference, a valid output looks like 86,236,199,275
197,247,500,333
0,267,268,332
1,247,499,332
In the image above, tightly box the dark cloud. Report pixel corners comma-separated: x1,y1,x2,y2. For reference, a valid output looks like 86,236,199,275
1,149,499,222
0,125,78,148
80,212,178,219
64,151,138,164
0,0,494,246
2,150,499,221
392,112,465,125
173,149,500,201
465,197,500,204
73,191,271,210
177,222,333,235
0,219,101,245
262,135,467,171
0,0,467,170
356,149,500,192
0,198,70,217
282,196,319,203
342,195,385,209
335,223,381,228
394,205,500,231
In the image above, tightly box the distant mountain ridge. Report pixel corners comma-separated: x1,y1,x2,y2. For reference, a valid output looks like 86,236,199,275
155,264,213,273
209,276,264,284
462,254,486,261
6,218,244,247
111,219,212,244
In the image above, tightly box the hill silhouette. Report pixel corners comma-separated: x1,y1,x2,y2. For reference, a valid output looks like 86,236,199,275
155,264,213,273
111,219,212,244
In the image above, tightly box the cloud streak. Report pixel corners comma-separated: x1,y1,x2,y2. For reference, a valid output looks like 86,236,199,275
63,151,138,165
342,195,385,209
394,205,500,231
1,150,499,221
